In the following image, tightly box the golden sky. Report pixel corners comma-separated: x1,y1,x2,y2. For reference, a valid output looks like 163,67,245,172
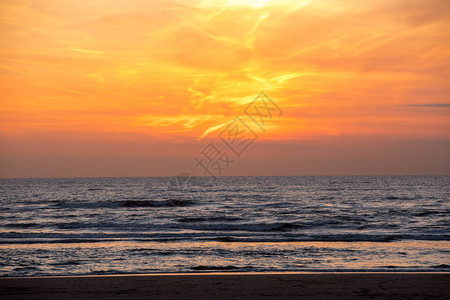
0,0,449,177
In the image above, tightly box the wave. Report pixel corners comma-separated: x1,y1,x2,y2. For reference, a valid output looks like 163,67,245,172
191,265,254,271
48,199,197,209
121,199,195,207
171,221,306,232
413,210,449,217
385,195,422,200
178,216,241,222
433,264,450,269
2,222,42,228
1,232,449,244
49,260,81,266
176,219,369,232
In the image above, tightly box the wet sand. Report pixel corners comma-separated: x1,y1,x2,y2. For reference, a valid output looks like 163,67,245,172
1,273,449,299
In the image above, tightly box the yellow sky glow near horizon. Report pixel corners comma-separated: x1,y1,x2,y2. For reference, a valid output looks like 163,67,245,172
0,0,449,177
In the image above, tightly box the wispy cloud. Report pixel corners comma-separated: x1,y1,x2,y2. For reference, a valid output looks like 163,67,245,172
198,118,234,140
405,103,450,108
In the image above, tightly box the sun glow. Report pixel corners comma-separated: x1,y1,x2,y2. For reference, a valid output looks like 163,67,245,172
199,0,275,8
226,0,274,8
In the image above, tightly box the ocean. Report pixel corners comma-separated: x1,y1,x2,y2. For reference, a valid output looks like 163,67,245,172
0,176,449,276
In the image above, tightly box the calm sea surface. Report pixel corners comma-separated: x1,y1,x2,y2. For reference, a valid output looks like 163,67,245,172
0,176,449,276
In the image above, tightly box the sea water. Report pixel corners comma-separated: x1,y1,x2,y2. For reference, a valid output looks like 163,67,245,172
0,176,448,276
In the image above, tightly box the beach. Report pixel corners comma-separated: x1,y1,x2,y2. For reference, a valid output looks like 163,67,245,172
1,273,449,299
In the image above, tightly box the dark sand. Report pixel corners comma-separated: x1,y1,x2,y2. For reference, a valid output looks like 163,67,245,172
1,273,449,299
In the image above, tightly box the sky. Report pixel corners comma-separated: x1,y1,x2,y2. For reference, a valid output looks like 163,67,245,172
0,0,449,178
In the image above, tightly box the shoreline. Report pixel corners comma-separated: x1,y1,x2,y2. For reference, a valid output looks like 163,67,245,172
3,270,450,279
1,272,449,299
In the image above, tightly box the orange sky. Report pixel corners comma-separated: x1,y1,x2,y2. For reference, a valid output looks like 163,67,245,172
1,0,449,177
